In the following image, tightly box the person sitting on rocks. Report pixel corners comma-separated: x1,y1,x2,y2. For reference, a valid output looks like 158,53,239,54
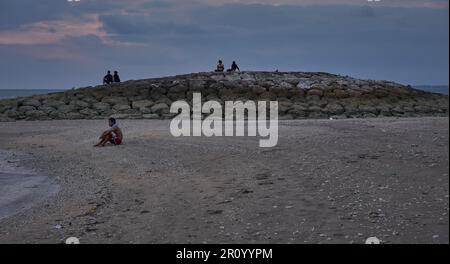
103,71,113,84
113,71,121,83
94,118,123,147
227,61,240,72
215,60,225,72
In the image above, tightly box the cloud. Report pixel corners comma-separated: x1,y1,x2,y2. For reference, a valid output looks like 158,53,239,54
0,1,448,90
0,0,127,31
0,14,107,45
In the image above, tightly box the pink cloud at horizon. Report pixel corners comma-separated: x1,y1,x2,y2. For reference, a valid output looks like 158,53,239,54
0,14,108,45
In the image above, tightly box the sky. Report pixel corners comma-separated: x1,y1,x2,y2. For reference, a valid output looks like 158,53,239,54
0,0,448,90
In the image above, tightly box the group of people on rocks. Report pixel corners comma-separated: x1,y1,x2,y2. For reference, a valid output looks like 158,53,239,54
215,60,240,73
102,60,241,86
103,70,121,85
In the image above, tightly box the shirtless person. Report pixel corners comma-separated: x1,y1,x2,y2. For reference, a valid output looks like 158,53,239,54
94,118,123,147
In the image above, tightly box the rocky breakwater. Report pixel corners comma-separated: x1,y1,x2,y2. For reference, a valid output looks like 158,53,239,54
0,72,448,121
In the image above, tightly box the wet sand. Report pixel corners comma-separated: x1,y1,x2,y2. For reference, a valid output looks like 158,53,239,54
0,151,59,221
0,118,448,244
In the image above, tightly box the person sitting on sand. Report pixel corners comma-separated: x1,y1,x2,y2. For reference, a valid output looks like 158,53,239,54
113,71,121,83
227,61,240,72
215,60,225,72
94,118,123,147
103,71,113,84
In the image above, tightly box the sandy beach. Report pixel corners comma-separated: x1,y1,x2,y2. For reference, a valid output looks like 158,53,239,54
0,117,448,244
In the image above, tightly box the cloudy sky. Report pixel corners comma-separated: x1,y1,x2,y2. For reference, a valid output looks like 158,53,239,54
0,0,448,90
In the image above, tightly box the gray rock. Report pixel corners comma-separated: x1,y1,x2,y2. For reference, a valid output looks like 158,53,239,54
259,92,277,101
307,89,324,97
42,99,65,108
308,105,322,112
66,112,84,119
132,100,154,109
140,107,152,114
279,114,294,120
170,84,189,93
109,114,129,119
358,105,378,114
189,80,206,91
21,99,41,107
25,110,47,118
0,115,13,122
143,114,160,119
278,101,294,114
5,109,20,118
151,87,167,95
167,92,186,101
18,106,36,112
80,108,98,116
324,103,345,115
93,102,111,112
74,100,90,108
57,104,76,113
113,104,131,111
162,113,178,119
102,97,128,105
151,103,170,113
334,89,349,99
308,112,328,119
38,106,57,114
297,79,315,89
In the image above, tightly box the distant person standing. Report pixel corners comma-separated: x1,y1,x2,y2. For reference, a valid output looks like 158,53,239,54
103,70,113,84
215,60,225,72
113,71,121,83
227,61,240,72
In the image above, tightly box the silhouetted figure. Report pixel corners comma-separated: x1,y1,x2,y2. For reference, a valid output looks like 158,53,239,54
227,61,240,72
215,60,225,72
103,71,113,84
113,71,121,83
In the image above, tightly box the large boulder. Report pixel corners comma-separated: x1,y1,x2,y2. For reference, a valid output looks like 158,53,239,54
38,106,57,114
307,89,323,97
333,89,349,99
20,99,41,107
143,114,160,119
93,102,111,112
42,99,65,108
358,104,378,115
132,100,154,109
5,109,20,118
25,110,47,119
80,108,98,117
57,104,76,113
18,106,36,112
113,104,131,111
151,103,169,113
102,97,128,105
189,80,206,91
170,84,189,93
324,103,345,115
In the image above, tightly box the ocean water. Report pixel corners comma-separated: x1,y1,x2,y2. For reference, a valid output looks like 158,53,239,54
0,89,65,100
414,86,449,95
